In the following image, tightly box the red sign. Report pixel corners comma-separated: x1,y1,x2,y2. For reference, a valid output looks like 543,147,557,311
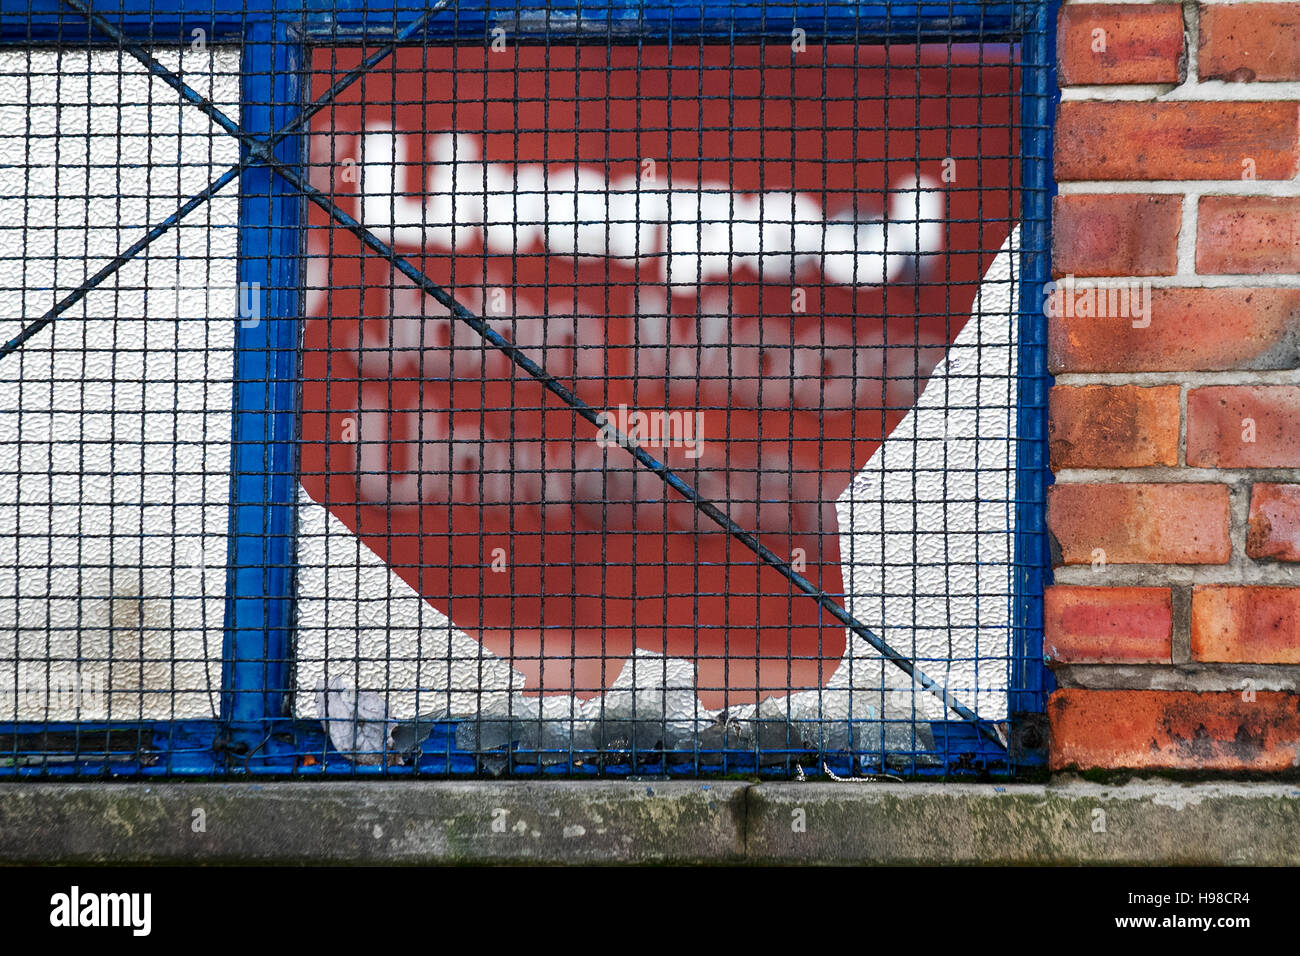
300,45,1017,707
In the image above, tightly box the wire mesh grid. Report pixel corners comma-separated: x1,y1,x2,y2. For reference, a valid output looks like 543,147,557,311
0,0,1053,777
0,35,239,768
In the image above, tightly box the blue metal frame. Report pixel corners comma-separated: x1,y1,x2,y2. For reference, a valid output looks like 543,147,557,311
224,18,304,749
1010,0,1058,758
0,0,1055,776
0,1,1028,44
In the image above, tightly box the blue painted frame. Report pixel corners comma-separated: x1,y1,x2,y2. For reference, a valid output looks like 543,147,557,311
0,0,1055,776
1011,0,1058,751
223,18,304,744
0,1,1027,44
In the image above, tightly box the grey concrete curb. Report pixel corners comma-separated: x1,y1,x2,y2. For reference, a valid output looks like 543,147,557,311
0,781,747,865
748,782,1300,865
2,780,1298,864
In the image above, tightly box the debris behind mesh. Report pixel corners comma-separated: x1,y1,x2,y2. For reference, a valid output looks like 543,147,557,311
453,649,713,759
316,677,392,765
320,643,942,765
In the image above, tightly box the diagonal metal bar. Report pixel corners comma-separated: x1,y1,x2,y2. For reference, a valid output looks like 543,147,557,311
280,0,453,145
257,160,1002,746
0,166,243,360
59,0,448,166
60,0,245,139
39,0,1004,747
0,0,449,361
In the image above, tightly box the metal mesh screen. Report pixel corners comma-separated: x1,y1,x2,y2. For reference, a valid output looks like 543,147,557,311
0,43,238,757
0,1,1051,778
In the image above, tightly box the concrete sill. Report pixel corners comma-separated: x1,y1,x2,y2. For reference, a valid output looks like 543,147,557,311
2,780,1298,865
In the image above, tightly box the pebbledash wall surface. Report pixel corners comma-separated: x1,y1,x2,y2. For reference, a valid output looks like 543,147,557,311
0,0,1299,783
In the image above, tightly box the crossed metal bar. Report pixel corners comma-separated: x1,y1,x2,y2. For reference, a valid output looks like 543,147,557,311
6,0,1004,748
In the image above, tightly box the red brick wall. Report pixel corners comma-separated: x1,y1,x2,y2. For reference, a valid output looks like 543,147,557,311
1047,1,1300,771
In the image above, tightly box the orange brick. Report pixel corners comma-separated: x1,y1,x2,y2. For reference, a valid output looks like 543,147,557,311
1056,101,1299,180
1186,386,1300,468
1049,689,1300,771
1192,585,1300,662
1248,484,1300,561
1059,4,1186,85
1044,586,1173,663
1052,194,1181,277
1200,3,1300,82
1047,483,1231,565
1197,196,1300,275
1049,288,1300,373
1049,385,1180,469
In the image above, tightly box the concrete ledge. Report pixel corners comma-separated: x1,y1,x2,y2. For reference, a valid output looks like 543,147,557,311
748,782,1300,865
0,781,747,865
2,780,1299,864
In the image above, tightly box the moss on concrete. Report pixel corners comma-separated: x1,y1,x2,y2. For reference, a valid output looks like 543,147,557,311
2,779,1299,864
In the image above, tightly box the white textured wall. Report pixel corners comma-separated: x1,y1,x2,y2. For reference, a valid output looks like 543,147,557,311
294,486,527,719
836,228,1019,724
0,48,239,721
295,231,1019,731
